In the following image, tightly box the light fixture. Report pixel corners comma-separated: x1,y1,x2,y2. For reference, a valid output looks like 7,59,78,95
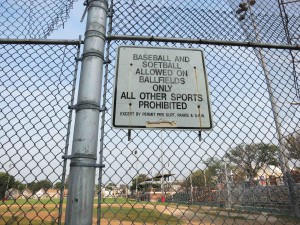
249,0,256,6
240,5,248,11
239,2,247,8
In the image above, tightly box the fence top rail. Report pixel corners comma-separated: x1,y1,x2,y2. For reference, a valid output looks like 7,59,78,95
0,38,83,46
108,35,300,50
2,37,298,50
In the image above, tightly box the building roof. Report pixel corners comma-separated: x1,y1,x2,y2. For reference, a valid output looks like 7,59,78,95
144,173,175,181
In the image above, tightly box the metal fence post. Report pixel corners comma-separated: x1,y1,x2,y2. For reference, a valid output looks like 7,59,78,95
65,0,108,224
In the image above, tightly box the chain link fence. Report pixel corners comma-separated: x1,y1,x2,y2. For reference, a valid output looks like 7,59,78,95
0,40,80,224
98,0,300,224
1,0,300,224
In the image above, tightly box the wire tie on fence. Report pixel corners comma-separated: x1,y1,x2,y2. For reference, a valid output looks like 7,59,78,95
107,8,114,17
103,59,111,64
68,101,106,112
75,56,82,61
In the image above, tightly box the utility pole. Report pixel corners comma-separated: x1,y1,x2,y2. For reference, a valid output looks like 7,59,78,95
224,163,231,209
135,150,138,200
190,173,193,203
236,0,299,217
247,3,299,218
65,1,108,224
160,130,165,202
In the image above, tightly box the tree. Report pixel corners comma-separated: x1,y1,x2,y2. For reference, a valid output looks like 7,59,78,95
0,172,16,199
185,157,224,189
15,181,26,192
204,157,225,177
27,182,39,194
286,131,300,160
130,174,148,193
182,169,206,191
54,182,62,189
54,181,68,190
28,179,52,194
225,143,279,181
182,157,226,190
38,179,52,190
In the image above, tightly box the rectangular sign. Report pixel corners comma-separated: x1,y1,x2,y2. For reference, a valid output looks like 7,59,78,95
112,46,212,130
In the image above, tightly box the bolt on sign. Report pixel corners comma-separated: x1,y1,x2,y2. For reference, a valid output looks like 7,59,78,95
112,46,213,130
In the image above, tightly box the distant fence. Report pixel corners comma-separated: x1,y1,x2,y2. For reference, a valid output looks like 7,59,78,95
170,184,300,214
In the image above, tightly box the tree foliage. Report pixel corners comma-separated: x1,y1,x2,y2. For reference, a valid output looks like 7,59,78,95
54,182,62,189
54,181,68,190
15,181,26,192
0,172,16,199
27,179,52,194
225,143,279,180
183,157,225,190
130,174,148,192
204,157,225,177
286,131,300,160
182,170,206,190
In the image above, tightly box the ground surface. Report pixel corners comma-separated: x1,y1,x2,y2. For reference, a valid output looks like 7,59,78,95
0,201,298,224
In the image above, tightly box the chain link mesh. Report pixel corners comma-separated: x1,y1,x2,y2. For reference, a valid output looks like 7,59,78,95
0,42,78,224
99,40,300,225
0,0,77,39
96,0,300,224
112,0,300,43
1,0,300,224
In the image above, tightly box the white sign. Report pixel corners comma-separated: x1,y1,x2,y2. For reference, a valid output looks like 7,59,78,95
112,46,212,130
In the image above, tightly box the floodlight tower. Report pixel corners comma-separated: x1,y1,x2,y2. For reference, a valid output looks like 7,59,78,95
236,0,300,217
278,0,300,101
